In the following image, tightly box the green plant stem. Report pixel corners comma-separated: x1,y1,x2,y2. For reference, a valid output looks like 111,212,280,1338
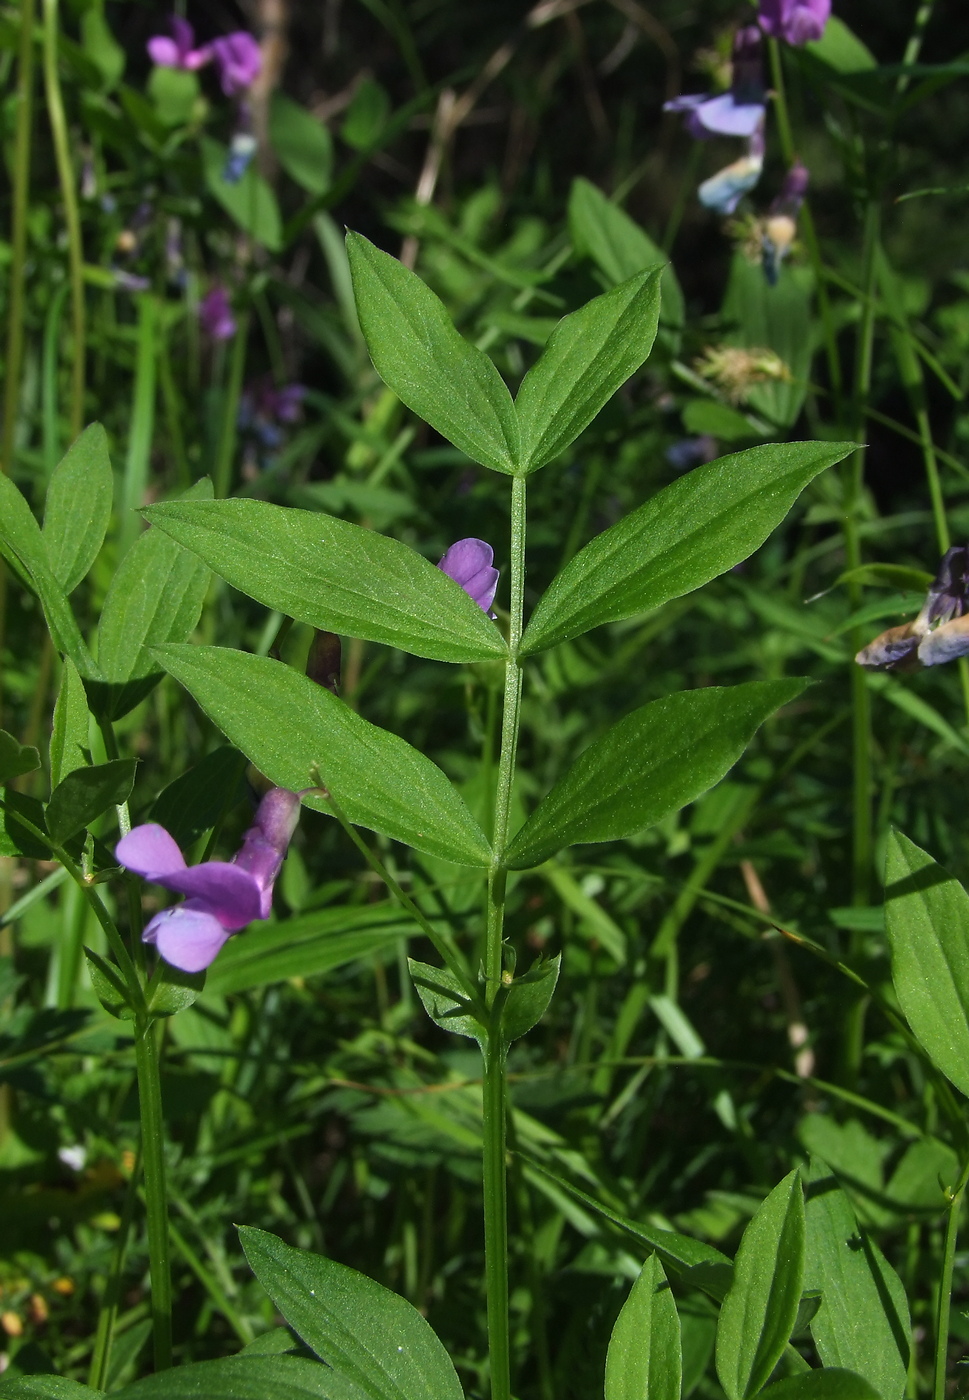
213,310,250,498
133,1016,173,1371
119,295,158,559
42,0,85,439
767,37,843,413
480,473,527,1400
933,1158,969,1400
3,0,37,474
88,1147,141,1390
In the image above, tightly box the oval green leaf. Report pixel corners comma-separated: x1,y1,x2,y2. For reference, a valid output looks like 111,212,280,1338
42,423,113,593
152,645,493,868
142,498,507,664
605,1253,681,1400
504,679,805,869
520,441,856,656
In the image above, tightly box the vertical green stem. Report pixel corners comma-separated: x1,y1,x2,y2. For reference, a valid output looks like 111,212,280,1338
133,1016,173,1371
42,0,85,439
88,1148,140,1390
3,0,37,474
934,1160,969,1400
213,310,250,498
119,295,158,559
481,473,527,1400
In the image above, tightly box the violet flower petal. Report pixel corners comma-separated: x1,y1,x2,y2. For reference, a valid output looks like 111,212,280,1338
438,539,499,613
147,35,182,66
210,32,262,95
919,616,969,667
116,823,186,879
698,148,764,214
152,862,263,930
144,903,232,973
694,93,767,137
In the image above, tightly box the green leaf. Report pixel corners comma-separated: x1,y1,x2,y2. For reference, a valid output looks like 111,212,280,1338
346,231,520,475
113,1354,353,1400
682,399,758,442
605,1253,681,1400
504,680,804,870
270,94,332,195
409,958,485,1047
49,658,91,788
884,829,969,1098
0,473,97,674
803,1159,909,1400
0,791,52,859
208,906,416,996
150,747,245,850
42,424,113,594
239,1226,465,1400
716,1170,805,1400
834,564,933,592
145,960,205,1017
153,646,493,868
568,177,684,329
501,954,561,1042
805,17,876,72
90,479,212,720
0,730,40,784
521,441,854,655
46,759,137,845
141,499,507,664
758,1372,881,1400
81,8,125,88
0,1378,104,1399
84,946,136,1022
515,269,662,474
341,78,391,150
147,65,199,126
721,256,811,429
202,138,283,251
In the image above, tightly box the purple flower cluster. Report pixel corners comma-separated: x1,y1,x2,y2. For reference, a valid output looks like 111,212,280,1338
856,547,969,672
147,17,262,96
438,539,499,614
239,377,307,452
199,285,236,341
758,0,831,46
117,788,301,972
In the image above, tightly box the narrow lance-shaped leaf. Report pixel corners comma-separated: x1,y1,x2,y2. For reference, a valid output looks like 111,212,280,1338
112,1354,356,1400
152,645,493,868
515,267,662,474
142,498,507,664
239,1226,465,1400
504,679,805,870
605,1253,681,1400
49,657,92,788
715,1169,805,1400
884,827,969,1098
568,176,685,328
521,441,855,656
346,231,521,475
803,1158,909,1400
42,422,114,592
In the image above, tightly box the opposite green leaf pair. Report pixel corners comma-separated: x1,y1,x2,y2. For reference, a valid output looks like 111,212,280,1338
346,231,663,477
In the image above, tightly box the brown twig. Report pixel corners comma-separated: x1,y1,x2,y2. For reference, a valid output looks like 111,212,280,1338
740,858,815,1079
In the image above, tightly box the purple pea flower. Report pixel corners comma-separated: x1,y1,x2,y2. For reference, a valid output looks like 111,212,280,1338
438,539,499,614
147,16,212,72
664,26,766,139
199,285,236,341
210,32,262,96
855,546,969,671
758,0,831,46
762,161,809,284
116,788,301,973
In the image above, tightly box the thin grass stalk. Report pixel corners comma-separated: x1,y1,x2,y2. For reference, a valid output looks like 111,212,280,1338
119,295,158,559
42,0,85,439
213,310,250,498
933,1157,969,1400
3,0,37,474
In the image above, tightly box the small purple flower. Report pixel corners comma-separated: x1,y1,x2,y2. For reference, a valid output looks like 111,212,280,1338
210,32,262,96
666,435,718,472
116,788,301,972
438,539,499,614
856,546,969,671
665,26,766,138
199,285,236,341
238,377,307,457
147,16,212,72
758,0,831,46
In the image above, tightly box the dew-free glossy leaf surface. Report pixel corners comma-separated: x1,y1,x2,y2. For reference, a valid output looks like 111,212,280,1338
142,499,507,663
46,759,138,845
884,829,969,1098
716,1170,804,1400
114,1355,350,1400
521,442,854,655
504,680,804,869
92,480,213,719
515,269,662,474
153,646,492,867
239,1227,465,1400
804,1159,909,1400
605,1253,681,1400
42,423,113,593
347,232,520,475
